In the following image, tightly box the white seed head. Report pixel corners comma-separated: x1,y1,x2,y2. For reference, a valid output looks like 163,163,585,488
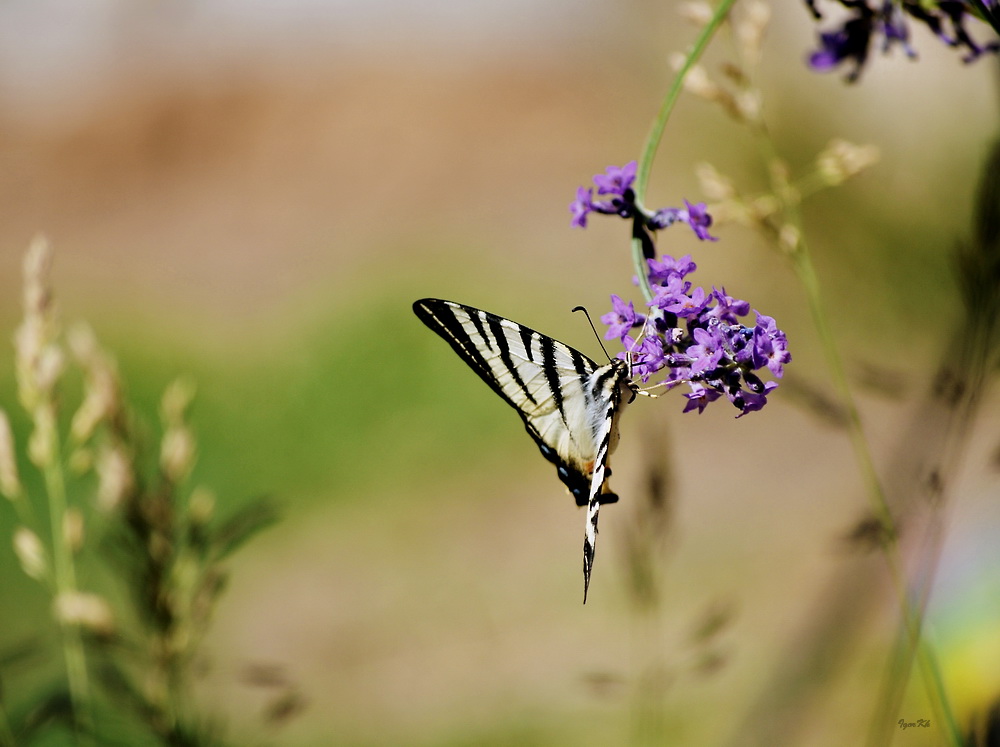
22,236,53,319
679,1,713,25
27,404,56,468
779,223,802,254
14,527,47,580
750,194,781,222
161,378,196,426
682,64,723,101
69,323,121,444
188,486,216,526
734,90,761,122
817,139,881,185
695,163,736,201
161,427,196,484
34,345,65,395
0,410,22,501
67,322,97,361
737,1,771,64
97,445,133,511
71,369,118,444
63,508,85,553
53,591,115,636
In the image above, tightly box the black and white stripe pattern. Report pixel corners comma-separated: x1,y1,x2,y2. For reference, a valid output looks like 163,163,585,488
413,298,633,602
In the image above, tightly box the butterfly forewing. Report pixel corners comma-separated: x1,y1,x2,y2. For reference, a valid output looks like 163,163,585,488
413,298,632,601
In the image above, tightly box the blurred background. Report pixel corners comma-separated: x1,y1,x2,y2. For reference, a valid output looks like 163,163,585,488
0,1,998,744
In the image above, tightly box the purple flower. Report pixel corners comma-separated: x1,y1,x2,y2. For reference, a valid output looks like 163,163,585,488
734,382,779,418
648,207,682,230
593,161,637,196
570,187,594,228
570,163,715,243
704,287,751,324
751,312,791,378
600,294,645,342
662,285,709,318
809,18,873,80
567,161,789,416
651,274,692,311
682,382,722,414
682,201,718,242
621,334,666,382
647,255,696,285
805,0,1000,81
686,326,725,374
879,4,916,57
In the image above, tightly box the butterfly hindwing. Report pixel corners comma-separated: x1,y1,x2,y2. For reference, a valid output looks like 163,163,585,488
413,298,632,601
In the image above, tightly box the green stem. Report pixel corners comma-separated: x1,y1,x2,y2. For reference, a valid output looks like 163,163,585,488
42,434,93,740
740,98,959,738
0,704,15,747
631,0,737,302
788,230,960,747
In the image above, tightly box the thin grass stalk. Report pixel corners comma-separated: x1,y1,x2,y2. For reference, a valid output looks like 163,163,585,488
623,425,674,746
729,60,961,737
42,418,94,740
867,134,1000,745
621,5,956,737
770,164,960,747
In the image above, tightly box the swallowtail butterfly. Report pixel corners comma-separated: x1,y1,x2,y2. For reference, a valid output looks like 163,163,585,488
413,298,636,602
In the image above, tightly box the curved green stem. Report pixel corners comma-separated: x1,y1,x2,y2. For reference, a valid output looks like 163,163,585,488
630,0,737,303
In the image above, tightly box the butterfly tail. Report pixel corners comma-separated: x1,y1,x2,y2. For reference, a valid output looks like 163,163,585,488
582,495,601,603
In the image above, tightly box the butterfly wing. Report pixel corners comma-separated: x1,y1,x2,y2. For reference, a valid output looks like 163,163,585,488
413,298,631,601
414,298,599,503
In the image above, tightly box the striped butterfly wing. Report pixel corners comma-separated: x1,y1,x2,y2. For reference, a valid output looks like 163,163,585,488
413,298,632,601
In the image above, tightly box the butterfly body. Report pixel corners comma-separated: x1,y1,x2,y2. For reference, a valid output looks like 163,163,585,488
413,298,634,601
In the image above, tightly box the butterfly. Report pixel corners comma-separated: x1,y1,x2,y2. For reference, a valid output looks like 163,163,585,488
413,298,636,602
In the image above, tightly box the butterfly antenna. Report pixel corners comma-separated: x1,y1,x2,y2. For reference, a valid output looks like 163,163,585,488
572,306,612,363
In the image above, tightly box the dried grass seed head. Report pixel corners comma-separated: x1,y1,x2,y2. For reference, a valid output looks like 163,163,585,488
63,507,85,553
13,527,48,580
69,322,123,444
0,409,23,501
679,1,713,26
15,238,63,411
737,1,771,64
816,139,880,185
53,591,116,636
97,444,134,512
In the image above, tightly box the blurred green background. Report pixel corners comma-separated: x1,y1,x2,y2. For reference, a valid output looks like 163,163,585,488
0,2,998,745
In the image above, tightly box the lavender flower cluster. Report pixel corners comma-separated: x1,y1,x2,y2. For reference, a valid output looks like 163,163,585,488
570,163,791,417
805,0,1000,81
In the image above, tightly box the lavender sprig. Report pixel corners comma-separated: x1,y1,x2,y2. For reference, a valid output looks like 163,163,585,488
805,0,1000,81
571,163,790,417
